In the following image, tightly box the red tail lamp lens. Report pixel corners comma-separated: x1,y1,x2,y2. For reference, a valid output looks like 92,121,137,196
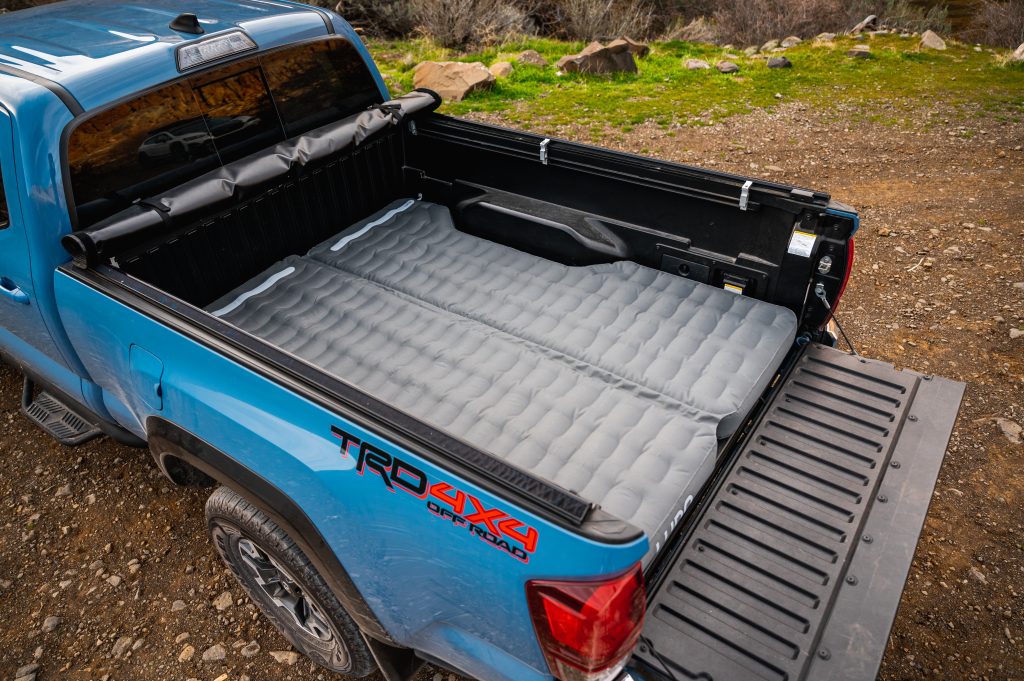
526,564,644,680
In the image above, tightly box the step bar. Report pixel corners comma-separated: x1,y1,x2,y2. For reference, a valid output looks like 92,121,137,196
628,343,964,681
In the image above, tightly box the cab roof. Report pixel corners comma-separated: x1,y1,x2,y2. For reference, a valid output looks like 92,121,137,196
0,0,333,112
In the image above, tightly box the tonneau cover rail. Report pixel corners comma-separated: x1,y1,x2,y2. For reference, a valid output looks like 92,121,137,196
62,89,442,269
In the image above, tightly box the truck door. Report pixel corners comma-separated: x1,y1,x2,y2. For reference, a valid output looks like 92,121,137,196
0,107,55,360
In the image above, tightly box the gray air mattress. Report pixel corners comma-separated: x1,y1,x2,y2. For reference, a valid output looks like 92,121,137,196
208,199,797,562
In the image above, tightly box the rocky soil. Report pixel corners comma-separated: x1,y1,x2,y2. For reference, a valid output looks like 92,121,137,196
2,101,1022,681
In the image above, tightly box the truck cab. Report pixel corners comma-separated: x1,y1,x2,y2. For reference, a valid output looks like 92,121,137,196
0,3,964,681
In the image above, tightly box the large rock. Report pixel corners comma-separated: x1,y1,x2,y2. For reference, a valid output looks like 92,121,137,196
617,37,650,58
847,45,872,58
684,58,711,70
1011,42,1024,62
515,49,548,67
815,32,837,42
489,61,514,78
920,30,946,50
761,39,780,52
850,15,877,34
781,36,802,48
767,56,793,69
556,40,637,74
716,60,740,74
413,61,495,102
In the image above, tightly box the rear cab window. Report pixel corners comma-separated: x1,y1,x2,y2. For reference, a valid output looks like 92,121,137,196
68,37,382,228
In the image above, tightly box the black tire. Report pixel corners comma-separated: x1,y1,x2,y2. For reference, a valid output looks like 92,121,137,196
205,487,377,677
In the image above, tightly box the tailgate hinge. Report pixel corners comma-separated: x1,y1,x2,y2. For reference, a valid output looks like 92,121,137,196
539,138,550,165
739,180,752,211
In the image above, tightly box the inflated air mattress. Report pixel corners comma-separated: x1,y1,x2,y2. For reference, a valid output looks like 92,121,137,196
209,199,797,561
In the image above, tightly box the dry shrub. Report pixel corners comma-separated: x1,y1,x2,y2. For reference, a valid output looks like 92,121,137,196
407,0,533,48
963,0,1024,48
553,0,655,41
845,0,950,33
711,0,845,46
339,0,532,44
336,0,417,36
662,16,719,43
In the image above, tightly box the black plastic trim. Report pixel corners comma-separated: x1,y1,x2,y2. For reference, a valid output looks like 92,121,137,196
58,263,642,545
0,64,84,116
147,417,396,643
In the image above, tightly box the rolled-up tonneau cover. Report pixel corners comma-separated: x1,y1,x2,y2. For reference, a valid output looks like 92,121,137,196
63,89,441,269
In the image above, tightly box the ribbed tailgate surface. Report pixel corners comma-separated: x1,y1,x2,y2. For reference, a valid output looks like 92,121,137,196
635,343,964,681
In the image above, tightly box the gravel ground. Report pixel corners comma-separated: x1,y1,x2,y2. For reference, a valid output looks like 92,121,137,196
2,101,1022,681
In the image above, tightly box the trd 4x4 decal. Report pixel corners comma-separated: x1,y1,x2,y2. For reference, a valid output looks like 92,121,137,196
332,426,539,563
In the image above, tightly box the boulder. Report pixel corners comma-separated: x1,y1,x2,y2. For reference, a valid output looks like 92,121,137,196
616,37,650,58
515,49,548,67
684,58,711,70
761,39,780,52
489,61,514,78
847,45,872,58
556,40,637,74
413,61,495,101
1011,42,1024,62
920,30,946,50
781,36,802,48
767,56,793,69
850,15,877,34
814,32,837,42
716,60,740,74
743,45,759,56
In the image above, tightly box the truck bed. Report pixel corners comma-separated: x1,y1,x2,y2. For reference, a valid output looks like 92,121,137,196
207,199,798,562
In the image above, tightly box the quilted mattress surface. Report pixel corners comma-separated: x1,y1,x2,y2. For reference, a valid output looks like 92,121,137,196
208,199,797,561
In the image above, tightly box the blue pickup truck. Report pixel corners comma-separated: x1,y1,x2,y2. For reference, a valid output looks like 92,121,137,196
0,2,965,680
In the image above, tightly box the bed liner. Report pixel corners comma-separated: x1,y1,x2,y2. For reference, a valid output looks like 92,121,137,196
208,199,798,561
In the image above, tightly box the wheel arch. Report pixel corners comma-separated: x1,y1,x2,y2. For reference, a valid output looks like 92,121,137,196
146,416,398,646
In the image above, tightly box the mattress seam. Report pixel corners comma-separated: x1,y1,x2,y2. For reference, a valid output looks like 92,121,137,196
304,255,717,424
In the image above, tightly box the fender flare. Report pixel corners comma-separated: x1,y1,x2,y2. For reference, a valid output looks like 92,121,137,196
146,416,397,645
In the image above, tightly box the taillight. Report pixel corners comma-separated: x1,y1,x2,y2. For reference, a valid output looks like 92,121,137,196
526,564,644,681
832,238,855,315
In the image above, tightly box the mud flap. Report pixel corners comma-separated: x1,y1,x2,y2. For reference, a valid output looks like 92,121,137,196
629,343,964,681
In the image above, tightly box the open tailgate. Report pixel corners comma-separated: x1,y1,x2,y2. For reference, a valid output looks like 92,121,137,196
630,343,964,681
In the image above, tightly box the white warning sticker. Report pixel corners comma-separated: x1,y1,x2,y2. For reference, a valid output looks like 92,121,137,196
787,230,817,258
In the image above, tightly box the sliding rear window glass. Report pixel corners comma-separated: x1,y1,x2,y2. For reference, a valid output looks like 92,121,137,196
262,38,381,137
68,37,382,227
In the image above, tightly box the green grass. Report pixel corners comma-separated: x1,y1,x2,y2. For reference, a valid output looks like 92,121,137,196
368,35,1024,132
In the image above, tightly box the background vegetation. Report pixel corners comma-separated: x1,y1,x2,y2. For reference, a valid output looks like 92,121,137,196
334,0,1024,48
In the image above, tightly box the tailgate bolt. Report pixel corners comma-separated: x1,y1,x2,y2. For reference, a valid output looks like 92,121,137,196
846,575,858,586
891,461,901,469
862,534,873,543
908,415,918,422
818,648,831,660
877,494,888,503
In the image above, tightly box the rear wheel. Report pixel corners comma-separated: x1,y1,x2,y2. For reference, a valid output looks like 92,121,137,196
205,487,376,677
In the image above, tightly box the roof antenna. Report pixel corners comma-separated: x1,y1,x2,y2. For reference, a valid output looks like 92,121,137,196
169,13,204,35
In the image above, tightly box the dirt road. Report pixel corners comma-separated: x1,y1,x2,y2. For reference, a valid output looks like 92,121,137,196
2,100,1022,681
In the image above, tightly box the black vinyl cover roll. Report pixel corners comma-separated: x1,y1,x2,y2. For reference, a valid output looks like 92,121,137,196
62,89,441,269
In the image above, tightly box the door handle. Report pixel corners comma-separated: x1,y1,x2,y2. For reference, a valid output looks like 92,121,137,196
0,276,30,305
